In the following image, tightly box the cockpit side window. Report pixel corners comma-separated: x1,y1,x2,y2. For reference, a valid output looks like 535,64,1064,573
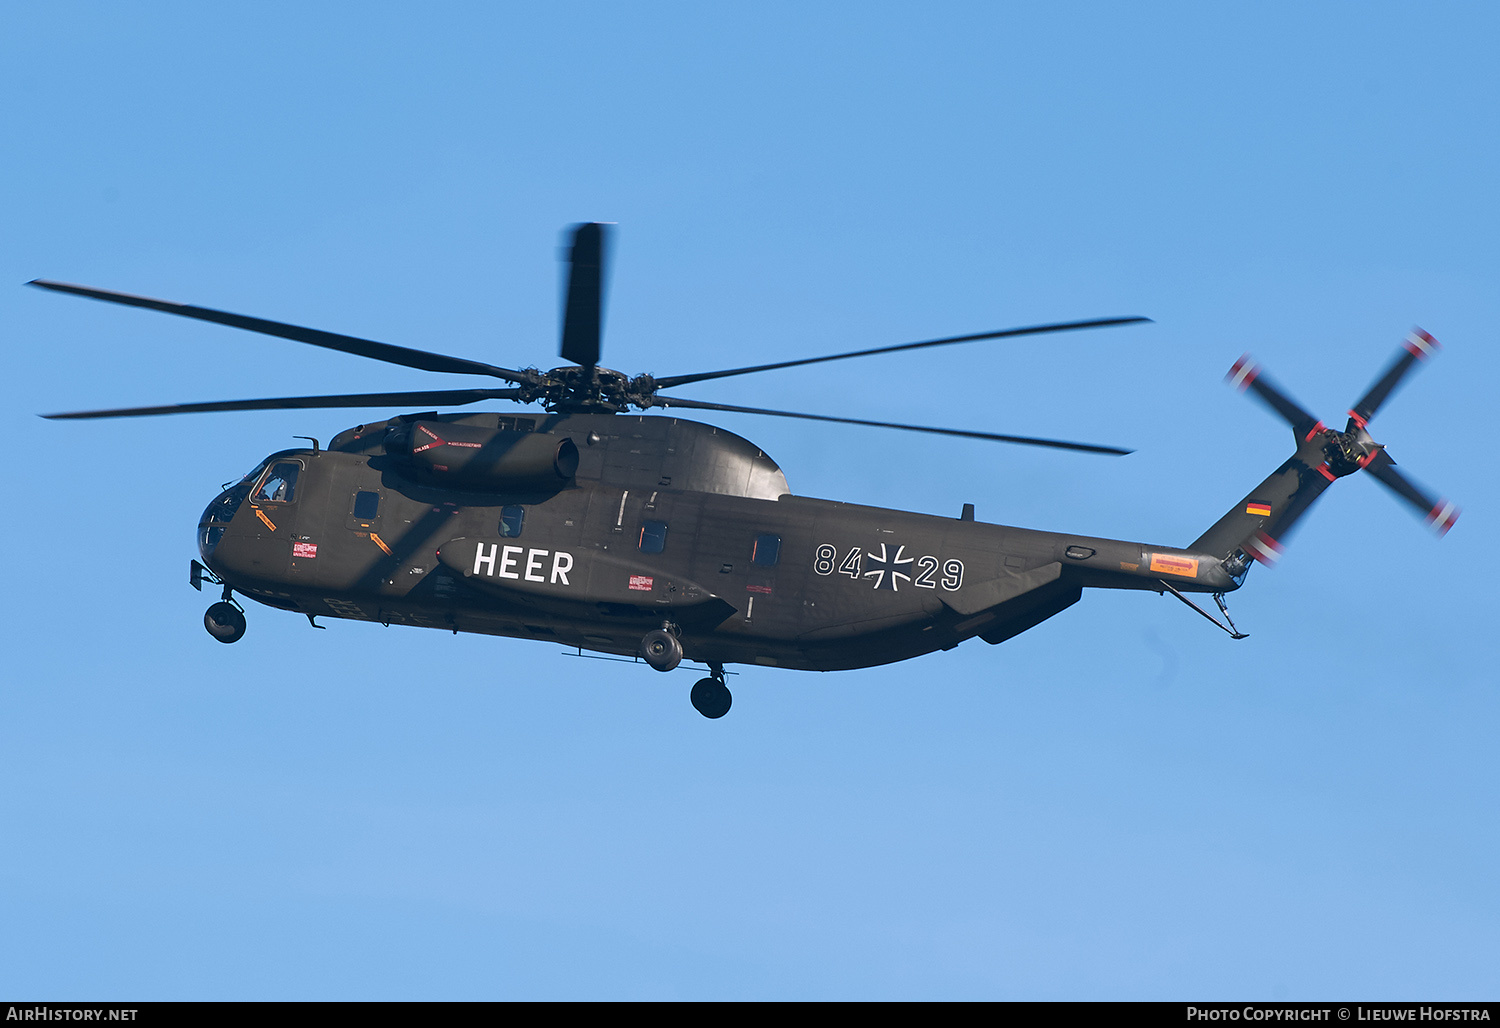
254,461,301,503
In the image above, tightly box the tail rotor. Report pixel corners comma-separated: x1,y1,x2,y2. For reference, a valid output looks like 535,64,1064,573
1197,329,1459,573
1223,329,1459,558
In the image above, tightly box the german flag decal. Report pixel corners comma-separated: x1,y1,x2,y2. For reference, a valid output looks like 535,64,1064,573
1245,502,1272,517
1149,553,1199,577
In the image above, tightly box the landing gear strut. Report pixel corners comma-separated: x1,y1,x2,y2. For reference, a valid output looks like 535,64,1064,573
691,664,732,719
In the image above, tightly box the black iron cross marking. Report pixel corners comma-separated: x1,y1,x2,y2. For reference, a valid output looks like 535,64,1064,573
864,543,913,592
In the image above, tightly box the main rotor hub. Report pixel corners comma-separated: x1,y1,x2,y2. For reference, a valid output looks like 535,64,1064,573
530,364,656,413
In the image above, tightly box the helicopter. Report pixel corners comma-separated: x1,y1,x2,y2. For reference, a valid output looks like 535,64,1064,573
32,223,1459,718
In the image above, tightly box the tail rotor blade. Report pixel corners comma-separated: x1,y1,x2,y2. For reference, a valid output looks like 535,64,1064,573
1365,449,1459,535
1242,466,1339,567
1226,354,1325,442
560,222,608,368
1348,328,1440,427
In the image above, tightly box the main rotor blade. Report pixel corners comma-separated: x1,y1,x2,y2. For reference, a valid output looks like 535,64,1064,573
1365,449,1459,535
653,395,1131,454
41,388,524,420
1349,329,1440,427
559,223,608,368
1226,354,1324,441
28,280,531,383
653,316,1152,390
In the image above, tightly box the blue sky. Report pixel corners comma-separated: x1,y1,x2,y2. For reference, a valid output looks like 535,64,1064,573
2,2,1497,1000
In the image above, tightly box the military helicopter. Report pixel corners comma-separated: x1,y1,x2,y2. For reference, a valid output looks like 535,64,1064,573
33,224,1458,718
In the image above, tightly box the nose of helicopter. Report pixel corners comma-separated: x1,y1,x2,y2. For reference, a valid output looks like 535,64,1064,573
198,483,247,565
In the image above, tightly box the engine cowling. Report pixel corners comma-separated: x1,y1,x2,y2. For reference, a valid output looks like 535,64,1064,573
392,420,579,488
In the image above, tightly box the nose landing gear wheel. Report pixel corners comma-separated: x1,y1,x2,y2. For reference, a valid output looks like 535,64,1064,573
204,601,246,644
691,677,732,719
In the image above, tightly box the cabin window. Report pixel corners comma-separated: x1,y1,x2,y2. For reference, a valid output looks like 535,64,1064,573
752,533,781,567
254,461,300,503
638,520,668,554
353,491,380,520
499,505,525,538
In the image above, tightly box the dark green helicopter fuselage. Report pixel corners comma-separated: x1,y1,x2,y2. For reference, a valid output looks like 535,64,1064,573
38,226,1456,715
199,410,1239,672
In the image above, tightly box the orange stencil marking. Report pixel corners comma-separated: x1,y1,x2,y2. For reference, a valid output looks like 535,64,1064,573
1149,553,1199,578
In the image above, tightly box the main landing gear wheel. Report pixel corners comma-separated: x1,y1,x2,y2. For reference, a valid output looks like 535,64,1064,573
691,675,732,719
640,627,683,672
204,601,246,644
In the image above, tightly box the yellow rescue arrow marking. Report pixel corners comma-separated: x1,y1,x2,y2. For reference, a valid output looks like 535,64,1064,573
254,508,278,532
370,533,393,555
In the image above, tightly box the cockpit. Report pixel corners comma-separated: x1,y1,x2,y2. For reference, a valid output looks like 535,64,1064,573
252,461,300,503
198,453,301,560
